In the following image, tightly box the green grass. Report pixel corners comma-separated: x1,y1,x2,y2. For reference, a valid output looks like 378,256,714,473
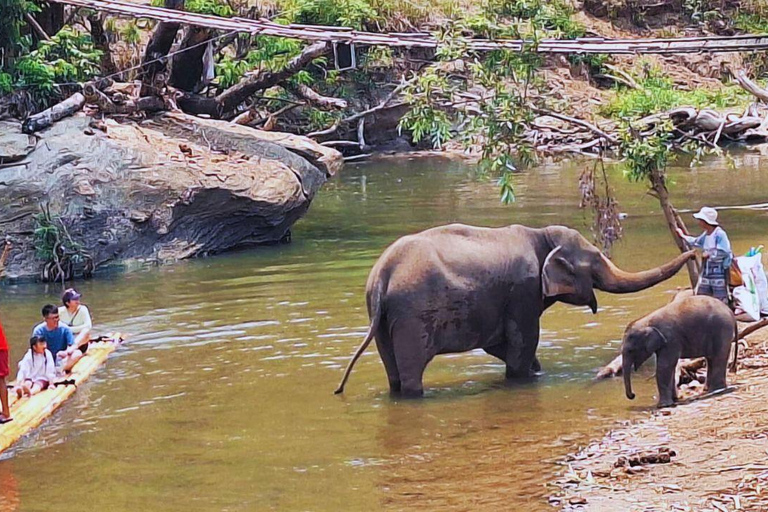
600,74,751,120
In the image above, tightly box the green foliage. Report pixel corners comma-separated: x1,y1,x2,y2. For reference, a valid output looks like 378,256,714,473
733,11,768,33
119,21,142,45
4,27,102,105
214,36,304,89
484,0,585,38
151,0,233,16
305,108,341,131
33,204,93,282
0,0,39,63
601,66,749,120
618,120,675,182
0,72,14,94
567,53,608,74
398,69,453,149
33,208,62,262
683,0,720,24
277,0,378,28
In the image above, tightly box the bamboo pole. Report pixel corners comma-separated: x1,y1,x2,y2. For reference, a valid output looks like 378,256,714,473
46,0,768,55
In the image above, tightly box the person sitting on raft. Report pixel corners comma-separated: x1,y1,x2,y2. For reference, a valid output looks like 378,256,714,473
0,318,12,424
15,336,57,398
675,206,733,304
32,305,81,372
58,288,92,355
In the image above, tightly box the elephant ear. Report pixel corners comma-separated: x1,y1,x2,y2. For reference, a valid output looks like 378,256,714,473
542,246,578,298
644,327,667,353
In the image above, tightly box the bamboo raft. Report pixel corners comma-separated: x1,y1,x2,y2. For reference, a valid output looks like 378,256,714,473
0,336,122,455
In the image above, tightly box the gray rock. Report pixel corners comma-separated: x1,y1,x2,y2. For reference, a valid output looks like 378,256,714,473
0,121,35,162
0,113,343,281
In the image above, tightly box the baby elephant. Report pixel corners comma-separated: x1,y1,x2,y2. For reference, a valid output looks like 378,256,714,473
622,295,737,408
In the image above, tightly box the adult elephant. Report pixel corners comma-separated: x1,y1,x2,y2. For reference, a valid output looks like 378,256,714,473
334,224,694,397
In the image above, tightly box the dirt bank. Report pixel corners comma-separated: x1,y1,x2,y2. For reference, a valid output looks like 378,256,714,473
549,327,768,511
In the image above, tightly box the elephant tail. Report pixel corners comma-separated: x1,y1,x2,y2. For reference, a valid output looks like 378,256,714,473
729,320,739,374
334,278,384,394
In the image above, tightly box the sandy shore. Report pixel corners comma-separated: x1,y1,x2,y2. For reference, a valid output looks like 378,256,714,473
549,328,768,511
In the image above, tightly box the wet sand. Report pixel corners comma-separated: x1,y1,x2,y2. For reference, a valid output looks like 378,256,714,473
550,327,768,511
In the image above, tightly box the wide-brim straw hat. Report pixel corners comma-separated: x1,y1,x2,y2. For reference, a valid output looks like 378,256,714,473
692,206,719,226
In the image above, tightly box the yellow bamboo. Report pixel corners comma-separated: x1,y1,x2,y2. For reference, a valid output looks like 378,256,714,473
0,341,118,454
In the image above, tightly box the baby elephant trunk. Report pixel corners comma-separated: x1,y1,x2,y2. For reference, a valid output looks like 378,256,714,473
623,356,635,400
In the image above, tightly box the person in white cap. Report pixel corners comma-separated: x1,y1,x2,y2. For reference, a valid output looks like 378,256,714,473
675,206,733,304
58,288,92,357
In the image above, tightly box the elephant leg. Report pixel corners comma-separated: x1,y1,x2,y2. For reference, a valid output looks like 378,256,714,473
504,316,540,379
391,318,428,398
705,355,728,392
483,343,506,362
655,350,678,408
374,324,401,394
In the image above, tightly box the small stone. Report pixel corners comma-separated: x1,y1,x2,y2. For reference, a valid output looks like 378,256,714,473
128,210,150,223
568,496,587,505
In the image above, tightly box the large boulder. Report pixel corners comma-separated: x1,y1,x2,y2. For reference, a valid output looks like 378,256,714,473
0,113,342,281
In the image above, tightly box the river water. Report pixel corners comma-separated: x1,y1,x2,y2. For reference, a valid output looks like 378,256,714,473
1,153,767,511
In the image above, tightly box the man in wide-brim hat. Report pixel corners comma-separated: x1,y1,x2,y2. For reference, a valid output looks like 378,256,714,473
676,206,733,304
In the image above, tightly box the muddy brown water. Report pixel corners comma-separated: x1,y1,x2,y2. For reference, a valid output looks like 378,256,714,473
1,153,767,511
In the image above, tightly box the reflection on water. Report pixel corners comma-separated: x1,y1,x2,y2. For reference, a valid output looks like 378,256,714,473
0,153,767,511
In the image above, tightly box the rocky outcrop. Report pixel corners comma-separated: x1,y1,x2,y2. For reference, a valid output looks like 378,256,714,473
0,112,342,281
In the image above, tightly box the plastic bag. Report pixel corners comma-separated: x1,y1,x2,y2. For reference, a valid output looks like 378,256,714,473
736,253,768,316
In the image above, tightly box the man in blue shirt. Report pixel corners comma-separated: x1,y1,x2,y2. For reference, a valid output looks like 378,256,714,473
32,304,82,371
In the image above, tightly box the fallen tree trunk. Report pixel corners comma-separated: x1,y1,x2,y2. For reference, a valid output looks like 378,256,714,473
217,41,329,112
22,93,86,134
179,41,331,117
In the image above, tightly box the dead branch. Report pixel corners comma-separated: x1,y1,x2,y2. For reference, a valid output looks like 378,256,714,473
739,318,768,340
231,108,260,126
290,83,347,109
531,107,618,144
25,12,51,41
735,70,768,103
215,41,330,113
84,85,164,114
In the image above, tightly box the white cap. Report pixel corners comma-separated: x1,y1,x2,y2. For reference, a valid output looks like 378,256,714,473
693,206,718,226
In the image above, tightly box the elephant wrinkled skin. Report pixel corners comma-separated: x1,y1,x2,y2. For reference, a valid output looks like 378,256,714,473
622,294,737,408
335,223,695,397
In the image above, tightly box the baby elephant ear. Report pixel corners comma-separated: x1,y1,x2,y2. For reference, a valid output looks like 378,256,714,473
542,246,578,298
644,327,666,353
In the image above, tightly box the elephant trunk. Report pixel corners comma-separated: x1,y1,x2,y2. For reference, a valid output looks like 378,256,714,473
623,355,635,400
594,251,694,294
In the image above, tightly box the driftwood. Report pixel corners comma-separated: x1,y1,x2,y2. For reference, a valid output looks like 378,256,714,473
735,70,768,103
22,91,86,133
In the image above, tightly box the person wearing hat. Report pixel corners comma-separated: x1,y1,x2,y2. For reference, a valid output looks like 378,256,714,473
58,288,92,357
675,206,733,304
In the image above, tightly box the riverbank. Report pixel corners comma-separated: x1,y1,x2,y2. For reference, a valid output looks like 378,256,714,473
550,326,768,511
